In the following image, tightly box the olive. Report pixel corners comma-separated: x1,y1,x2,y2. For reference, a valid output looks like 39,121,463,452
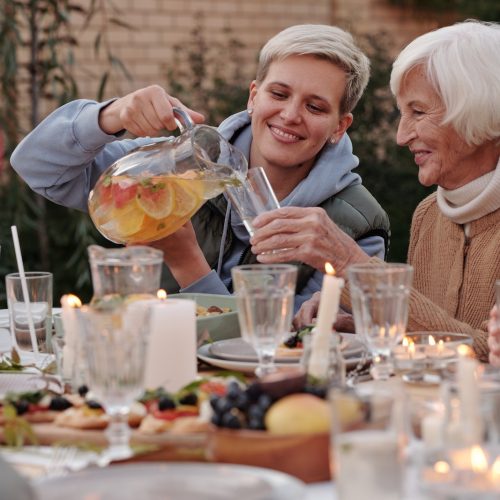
86,400,103,410
178,392,198,406
158,396,176,411
49,396,73,411
77,385,89,397
14,400,29,415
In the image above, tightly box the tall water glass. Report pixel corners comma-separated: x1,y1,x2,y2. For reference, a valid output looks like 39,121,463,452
231,264,297,377
78,301,151,460
348,263,413,380
225,167,280,236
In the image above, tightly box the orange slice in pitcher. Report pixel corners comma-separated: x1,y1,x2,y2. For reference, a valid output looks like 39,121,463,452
136,180,175,219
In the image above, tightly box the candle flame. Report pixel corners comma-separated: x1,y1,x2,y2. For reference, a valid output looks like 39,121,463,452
63,294,82,308
434,461,450,474
437,339,444,354
457,344,474,358
470,446,488,473
428,335,436,346
324,263,335,275
491,457,500,482
157,289,167,300
402,337,409,347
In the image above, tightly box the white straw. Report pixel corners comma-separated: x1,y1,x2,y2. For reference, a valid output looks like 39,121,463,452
11,225,39,355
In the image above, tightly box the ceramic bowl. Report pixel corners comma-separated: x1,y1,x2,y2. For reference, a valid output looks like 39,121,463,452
170,293,240,343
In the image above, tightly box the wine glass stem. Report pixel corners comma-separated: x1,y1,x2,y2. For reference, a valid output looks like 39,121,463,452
370,352,394,381
105,408,132,460
256,351,276,377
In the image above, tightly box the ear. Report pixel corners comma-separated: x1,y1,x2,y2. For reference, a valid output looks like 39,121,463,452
331,113,353,143
247,80,258,109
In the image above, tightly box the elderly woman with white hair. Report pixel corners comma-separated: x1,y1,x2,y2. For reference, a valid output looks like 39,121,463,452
252,19,500,362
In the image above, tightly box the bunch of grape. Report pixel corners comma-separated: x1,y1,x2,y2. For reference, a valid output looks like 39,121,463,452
209,381,275,430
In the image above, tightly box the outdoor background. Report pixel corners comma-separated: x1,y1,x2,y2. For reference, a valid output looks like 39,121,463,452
0,0,499,303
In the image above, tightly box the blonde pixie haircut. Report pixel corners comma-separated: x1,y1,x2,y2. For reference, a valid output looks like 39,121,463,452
390,20,500,146
256,24,370,115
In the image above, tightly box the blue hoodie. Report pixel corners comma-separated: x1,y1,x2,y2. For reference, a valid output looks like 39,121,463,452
11,101,385,311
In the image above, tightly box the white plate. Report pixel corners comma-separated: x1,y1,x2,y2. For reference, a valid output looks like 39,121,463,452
209,334,364,363
35,462,306,500
198,338,367,375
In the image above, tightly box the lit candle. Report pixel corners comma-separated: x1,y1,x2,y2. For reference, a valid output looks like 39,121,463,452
307,263,344,379
425,337,454,359
60,294,82,381
143,290,197,392
393,337,425,369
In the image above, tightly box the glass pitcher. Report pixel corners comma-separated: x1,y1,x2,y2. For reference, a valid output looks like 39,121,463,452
88,108,247,245
88,245,164,303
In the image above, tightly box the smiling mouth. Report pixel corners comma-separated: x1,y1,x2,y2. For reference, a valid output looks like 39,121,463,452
412,150,431,165
269,125,302,143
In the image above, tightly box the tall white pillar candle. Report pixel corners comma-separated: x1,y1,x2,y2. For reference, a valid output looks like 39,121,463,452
144,298,197,392
308,263,344,379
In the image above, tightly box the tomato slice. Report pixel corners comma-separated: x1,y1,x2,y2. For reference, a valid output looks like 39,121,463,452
151,406,199,421
199,381,227,397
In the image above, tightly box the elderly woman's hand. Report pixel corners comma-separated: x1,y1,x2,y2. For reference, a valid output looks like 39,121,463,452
250,206,368,276
293,291,355,333
99,85,205,137
146,222,211,288
488,305,500,367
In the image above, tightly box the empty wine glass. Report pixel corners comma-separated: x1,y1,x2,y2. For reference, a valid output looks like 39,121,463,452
348,263,413,381
77,301,151,461
231,264,297,377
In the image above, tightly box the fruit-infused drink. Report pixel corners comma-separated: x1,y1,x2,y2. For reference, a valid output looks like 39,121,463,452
89,171,240,244
88,107,248,245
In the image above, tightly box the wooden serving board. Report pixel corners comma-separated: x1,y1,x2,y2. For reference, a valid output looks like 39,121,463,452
0,422,208,462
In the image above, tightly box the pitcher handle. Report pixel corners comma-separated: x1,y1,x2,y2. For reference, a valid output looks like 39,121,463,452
173,107,195,133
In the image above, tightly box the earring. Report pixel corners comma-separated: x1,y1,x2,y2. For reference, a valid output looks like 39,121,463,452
247,108,253,116
329,137,336,144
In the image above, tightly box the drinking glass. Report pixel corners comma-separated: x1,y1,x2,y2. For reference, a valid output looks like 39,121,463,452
77,301,151,461
231,264,297,377
225,167,280,236
5,271,53,366
348,263,413,381
330,385,407,500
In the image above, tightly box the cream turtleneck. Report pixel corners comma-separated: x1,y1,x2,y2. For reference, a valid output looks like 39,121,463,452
437,158,500,232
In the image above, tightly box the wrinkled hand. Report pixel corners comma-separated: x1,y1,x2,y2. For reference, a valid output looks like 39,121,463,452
488,305,500,367
293,291,321,330
293,291,355,333
147,221,211,288
99,85,205,136
250,207,368,277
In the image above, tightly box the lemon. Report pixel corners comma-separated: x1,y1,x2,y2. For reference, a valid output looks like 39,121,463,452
172,179,203,216
112,203,145,237
136,181,175,219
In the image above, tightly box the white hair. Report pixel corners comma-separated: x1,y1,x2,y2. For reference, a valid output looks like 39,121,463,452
390,20,500,146
256,24,370,115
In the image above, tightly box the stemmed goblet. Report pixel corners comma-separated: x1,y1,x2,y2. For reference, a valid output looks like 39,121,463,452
77,300,151,461
232,264,297,377
348,263,413,381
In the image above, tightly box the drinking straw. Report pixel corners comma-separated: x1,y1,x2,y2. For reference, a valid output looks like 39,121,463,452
11,225,39,355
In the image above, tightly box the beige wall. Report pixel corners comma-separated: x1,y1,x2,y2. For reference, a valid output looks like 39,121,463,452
14,0,459,122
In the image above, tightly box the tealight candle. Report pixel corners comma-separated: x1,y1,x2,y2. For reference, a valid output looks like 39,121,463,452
425,337,455,360
143,291,197,392
393,338,426,370
307,263,344,380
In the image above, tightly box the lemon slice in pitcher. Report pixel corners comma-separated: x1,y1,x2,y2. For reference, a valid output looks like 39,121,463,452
136,180,175,219
172,179,203,216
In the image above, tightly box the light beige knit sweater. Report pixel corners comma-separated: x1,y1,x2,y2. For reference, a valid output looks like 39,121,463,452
405,192,500,361
341,193,499,361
